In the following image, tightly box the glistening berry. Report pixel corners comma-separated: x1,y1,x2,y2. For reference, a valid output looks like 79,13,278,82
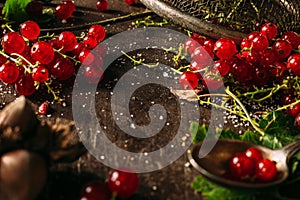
108,169,139,198
178,71,199,90
20,20,40,41
31,41,55,64
214,38,237,59
96,0,109,11
2,32,26,54
0,62,20,84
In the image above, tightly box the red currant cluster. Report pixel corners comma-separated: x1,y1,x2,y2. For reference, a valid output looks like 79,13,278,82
229,147,277,182
80,169,139,200
180,22,300,91
0,20,107,98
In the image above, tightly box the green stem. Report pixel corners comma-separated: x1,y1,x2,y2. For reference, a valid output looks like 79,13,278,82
225,87,265,136
121,50,159,68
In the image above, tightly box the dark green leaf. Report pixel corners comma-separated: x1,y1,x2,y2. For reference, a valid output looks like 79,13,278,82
190,122,208,144
3,0,31,22
240,130,260,143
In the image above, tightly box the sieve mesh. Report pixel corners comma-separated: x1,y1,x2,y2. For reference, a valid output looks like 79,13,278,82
140,0,300,41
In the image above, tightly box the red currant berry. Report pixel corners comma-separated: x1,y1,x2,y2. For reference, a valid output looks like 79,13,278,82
0,55,7,66
230,58,252,83
31,41,55,64
124,0,137,5
88,25,106,43
294,113,300,130
178,71,199,90
250,34,269,52
0,62,20,84
260,22,278,40
108,169,139,198
214,59,230,77
229,153,255,180
2,32,25,54
96,0,109,11
214,38,237,59
38,101,49,115
15,74,36,96
19,20,40,41
286,103,300,117
48,57,74,81
83,35,98,50
184,37,200,54
272,39,293,59
57,31,77,52
259,49,276,66
55,0,75,20
25,1,43,18
32,65,49,82
269,61,286,78
78,49,95,65
253,66,270,87
255,159,277,182
287,53,300,76
245,147,263,163
73,42,86,57
84,62,104,84
241,50,260,65
190,60,206,71
240,38,251,50
80,181,112,200
191,33,205,46
281,31,300,49
192,46,213,68
202,72,223,91
203,38,215,56
247,31,260,41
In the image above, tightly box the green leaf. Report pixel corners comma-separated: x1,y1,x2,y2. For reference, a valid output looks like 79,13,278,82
3,0,31,22
190,122,208,144
240,130,260,143
218,128,240,140
191,176,274,200
261,134,283,149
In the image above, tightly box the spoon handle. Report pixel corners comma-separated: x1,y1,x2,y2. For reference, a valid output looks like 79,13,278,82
282,140,300,160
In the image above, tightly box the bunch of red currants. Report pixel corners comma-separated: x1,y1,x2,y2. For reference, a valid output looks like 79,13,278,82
0,20,107,97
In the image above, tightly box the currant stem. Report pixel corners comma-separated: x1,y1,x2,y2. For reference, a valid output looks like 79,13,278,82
121,50,159,68
44,80,65,103
225,87,265,136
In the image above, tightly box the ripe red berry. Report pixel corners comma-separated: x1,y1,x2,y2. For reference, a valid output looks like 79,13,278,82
281,31,300,49
272,39,293,59
48,57,74,81
84,57,104,84
55,0,75,20
260,22,278,40
214,38,237,59
245,147,263,163
96,0,109,11
229,153,255,180
32,65,49,82
294,113,300,130
80,181,112,200
214,59,230,77
190,60,206,71
178,71,199,89
230,58,253,83
19,20,40,41
203,38,215,56
192,46,213,68
287,53,300,76
240,38,251,50
184,37,200,54
241,50,260,65
78,49,95,65
57,31,77,52
286,103,300,117
88,25,106,42
124,0,137,5
250,34,269,52
0,62,20,84
255,159,277,182
259,49,276,66
15,74,36,96
31,41,55,64
25,1,43,18
253,66,270,87
202,72,223,91
83,35,98,50
2,32,26,54
108,169,139,198
38,101,49,115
